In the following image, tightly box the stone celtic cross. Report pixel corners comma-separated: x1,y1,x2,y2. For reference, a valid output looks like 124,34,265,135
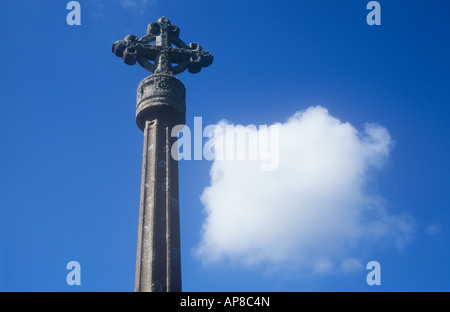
112,16,213,75
112,17,213,292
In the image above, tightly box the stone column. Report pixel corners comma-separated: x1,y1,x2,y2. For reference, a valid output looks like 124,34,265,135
112,16,213,293
134,74,185,292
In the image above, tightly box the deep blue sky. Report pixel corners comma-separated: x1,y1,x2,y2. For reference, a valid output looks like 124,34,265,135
0,0,449,291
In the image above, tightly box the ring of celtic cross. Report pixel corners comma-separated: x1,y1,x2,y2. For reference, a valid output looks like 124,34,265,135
112,16,213,75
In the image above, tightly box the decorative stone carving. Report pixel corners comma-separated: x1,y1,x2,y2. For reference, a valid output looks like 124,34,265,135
112,16,213,76
136,74,186,130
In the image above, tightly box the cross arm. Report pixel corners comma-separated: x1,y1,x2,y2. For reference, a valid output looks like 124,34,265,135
169,43,213,74
112,35,160,66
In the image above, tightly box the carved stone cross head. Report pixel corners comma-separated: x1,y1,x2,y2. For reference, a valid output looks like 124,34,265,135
112,16,213,75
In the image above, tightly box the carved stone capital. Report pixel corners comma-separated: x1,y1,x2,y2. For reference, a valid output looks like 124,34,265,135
136,74,186,131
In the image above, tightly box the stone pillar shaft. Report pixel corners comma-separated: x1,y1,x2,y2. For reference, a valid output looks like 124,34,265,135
135,117,181,292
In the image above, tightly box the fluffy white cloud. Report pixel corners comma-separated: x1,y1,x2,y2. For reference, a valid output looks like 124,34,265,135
195,106,413,274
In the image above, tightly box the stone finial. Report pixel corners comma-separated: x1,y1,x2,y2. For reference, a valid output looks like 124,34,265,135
112,16,213,75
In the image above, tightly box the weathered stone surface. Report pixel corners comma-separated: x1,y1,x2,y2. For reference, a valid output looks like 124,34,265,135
135,118,182,292
112,16,213,75
112,17,213,293
136,74,186,131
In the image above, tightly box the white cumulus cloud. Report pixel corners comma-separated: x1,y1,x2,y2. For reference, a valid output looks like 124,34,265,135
195,106,413,274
